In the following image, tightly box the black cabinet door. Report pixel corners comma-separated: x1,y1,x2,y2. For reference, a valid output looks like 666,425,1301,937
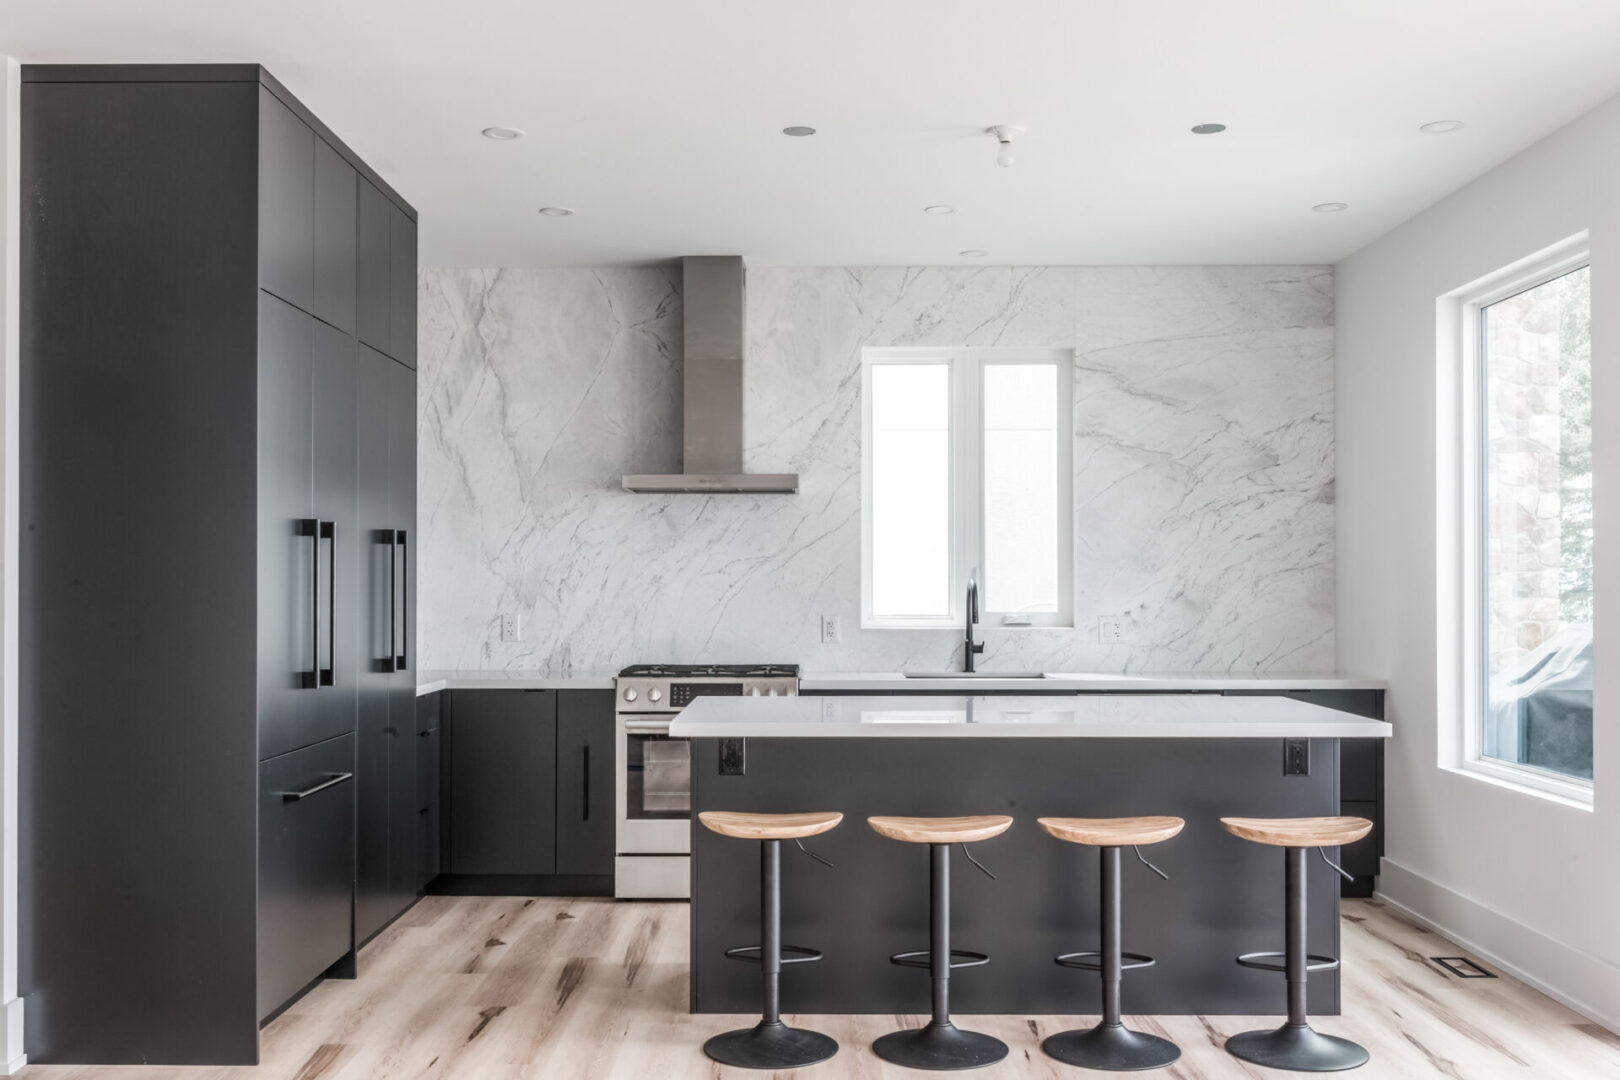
447,691,558,875
257,733,356,1020
356,180,390,354
386,683,417,911
311,137,356,333
388,360,417,672
310,321,358,745
257,294,316,762
354,343,396,942
556,691,616,876
389,207,417,368
257,88,313,313
415,693,443,890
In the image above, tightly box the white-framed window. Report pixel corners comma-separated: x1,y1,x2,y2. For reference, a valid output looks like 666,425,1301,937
1443,234,1593,806
861,347,1073,629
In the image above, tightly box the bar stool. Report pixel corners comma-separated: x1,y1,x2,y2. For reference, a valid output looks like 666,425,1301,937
698,810,843,1070
1038,816,1184,1071
867,814,1013,1071
1221,816,1373,1072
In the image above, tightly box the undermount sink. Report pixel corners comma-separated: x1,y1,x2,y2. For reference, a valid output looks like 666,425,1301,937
902,671,1047,679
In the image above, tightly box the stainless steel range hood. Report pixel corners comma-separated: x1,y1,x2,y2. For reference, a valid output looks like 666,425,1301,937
622,256,799,494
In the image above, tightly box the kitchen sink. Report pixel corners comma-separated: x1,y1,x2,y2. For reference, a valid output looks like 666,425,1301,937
902,671,1047,679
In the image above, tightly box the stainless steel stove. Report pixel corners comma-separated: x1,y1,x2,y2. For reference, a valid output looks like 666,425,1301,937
614,663,799,898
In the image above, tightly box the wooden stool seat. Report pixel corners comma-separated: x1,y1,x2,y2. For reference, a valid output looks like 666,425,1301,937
1038,815,1184,847
867,815,1013,845
699,810,843,841
1220,816,1372,848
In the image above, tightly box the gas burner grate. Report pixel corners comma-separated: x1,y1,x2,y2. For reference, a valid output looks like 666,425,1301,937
618,663,800,679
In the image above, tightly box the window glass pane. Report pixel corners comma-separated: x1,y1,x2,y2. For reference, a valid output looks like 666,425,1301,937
982,364,1060,615
1482,265,1592,781
870,364,951,618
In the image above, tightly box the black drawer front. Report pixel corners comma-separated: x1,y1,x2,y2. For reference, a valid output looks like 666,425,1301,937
258,733,356,1019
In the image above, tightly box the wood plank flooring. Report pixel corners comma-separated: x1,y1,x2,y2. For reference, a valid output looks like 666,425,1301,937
19,897,1620,1079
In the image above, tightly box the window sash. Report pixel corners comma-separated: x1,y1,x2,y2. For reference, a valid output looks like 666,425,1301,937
862,347,1073,629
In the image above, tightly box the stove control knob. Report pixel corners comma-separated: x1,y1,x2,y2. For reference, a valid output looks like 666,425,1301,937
648,688,663,703
623,687,638,702
768,688,780,696
750,687,762,696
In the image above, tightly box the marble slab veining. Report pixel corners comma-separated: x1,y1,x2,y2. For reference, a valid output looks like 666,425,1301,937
417,266,1335,675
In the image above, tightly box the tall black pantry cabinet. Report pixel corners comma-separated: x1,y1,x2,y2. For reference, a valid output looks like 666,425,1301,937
20,65,419,1065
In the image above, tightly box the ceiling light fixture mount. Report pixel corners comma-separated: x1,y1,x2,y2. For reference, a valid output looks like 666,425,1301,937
538,206,576,217
959,249,989,258
481,126,525,141
924,204,956,215
782,125,817,137
1191,123,1227,135
1419,120,1465,135
985,125,1024,167
1312,202,1349,213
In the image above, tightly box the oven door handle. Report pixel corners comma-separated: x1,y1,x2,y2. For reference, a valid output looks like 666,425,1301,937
622,718,675,734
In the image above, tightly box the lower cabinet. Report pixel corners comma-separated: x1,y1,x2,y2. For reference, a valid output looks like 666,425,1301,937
258,733,357,1020
442,689,615,885
416,692,443,890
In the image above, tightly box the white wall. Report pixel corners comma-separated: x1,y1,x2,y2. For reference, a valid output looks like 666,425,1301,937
420,265,1336,675
0,54,23,1077
1338,93,1620,1028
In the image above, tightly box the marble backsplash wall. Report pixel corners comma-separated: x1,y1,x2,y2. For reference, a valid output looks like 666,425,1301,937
418,265,1335,673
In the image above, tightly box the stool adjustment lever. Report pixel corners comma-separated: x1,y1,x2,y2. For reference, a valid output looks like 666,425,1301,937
1132,844,1169,880
1317,846,1353,883
960,842,996,879
793,837,834,868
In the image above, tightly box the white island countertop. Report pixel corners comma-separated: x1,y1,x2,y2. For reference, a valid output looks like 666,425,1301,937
671,693,1392,739
800,671,1386,693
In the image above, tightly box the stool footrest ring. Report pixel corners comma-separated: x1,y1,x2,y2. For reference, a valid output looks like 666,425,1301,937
889,948,990,970
1054,950,1156,972
1235,950,1338,973
724,944,823,965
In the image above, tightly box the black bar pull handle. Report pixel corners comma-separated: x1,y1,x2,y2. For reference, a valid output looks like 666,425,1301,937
282,771,353,802
582,745,590,821
319,520,336,686
298,519,320,688
395,529,409,671
382,528,398,674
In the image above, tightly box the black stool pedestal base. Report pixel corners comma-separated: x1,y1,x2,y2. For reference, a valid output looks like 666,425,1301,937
1226,1024,1368,1072
703,1021,838,1070
873,1022,1009,1071
1043,1023,1181,1071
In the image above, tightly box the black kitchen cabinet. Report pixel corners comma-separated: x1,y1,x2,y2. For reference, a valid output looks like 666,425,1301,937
357,179,418,367
257,734,357,1020
21,65,416,1065
390,207,419,368
416,692,444,889
556,691,616,876
447,691,559,875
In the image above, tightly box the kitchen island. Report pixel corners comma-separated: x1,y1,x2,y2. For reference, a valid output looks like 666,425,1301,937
674,693,1390,1016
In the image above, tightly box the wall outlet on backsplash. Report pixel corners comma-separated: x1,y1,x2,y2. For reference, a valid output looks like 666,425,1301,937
1098,616,1127,644
820,615,842,644
500,613,523,643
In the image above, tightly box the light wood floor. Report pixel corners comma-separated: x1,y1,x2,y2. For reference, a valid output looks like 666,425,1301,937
19,897,1620,1079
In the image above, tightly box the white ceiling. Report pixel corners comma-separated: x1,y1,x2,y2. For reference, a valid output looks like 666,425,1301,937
8,1,1620,267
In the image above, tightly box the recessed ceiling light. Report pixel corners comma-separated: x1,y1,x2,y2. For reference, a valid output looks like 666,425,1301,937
959,249,989,258
1420,120,1465,135
924,205,956,215
1312,202,1349,213
538,206,575,217
1191,123,1227,135
481,126,525,141
782,125,817,137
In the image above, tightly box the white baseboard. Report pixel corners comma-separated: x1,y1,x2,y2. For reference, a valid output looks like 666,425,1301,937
0,995,23,1075
1376,858,1620,1036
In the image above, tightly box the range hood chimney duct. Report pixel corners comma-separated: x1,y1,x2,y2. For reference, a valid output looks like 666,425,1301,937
622,256,798,494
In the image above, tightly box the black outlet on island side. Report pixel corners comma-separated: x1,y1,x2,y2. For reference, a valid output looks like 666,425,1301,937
720,738,746,776
1283,738,1310,776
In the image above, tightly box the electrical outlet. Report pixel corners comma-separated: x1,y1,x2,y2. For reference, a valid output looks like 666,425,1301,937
820,615,842,644
720,737,746,776
1284,738,1310,776
500,613,523,643
1098,616,1126,643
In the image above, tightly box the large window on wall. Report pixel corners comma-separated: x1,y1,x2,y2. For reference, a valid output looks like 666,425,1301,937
862,348,1073,628
1456,240,1593,802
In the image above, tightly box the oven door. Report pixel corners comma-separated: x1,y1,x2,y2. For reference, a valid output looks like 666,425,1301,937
616,715,691,854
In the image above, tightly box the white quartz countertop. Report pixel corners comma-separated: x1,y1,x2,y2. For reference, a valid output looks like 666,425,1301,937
415,669,616,696
670,694,1392,739
799,671,1387,692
